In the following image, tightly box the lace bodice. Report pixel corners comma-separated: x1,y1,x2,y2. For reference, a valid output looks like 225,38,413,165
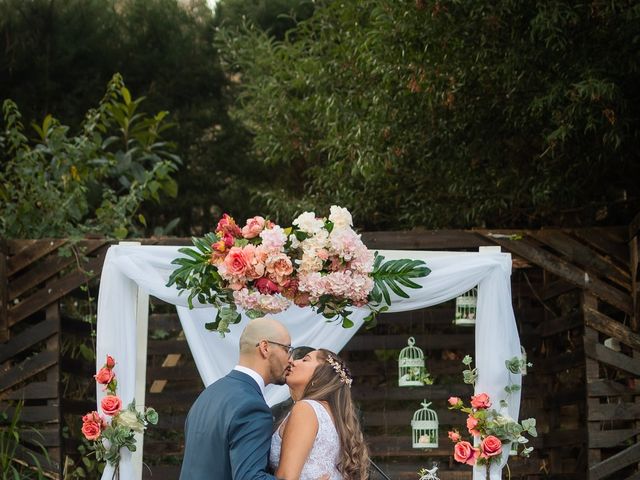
270,399,342,480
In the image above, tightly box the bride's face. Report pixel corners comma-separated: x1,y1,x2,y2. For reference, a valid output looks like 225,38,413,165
286,350,322,390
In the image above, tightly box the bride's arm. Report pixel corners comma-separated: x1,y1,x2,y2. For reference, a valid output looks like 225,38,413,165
275,401,318,480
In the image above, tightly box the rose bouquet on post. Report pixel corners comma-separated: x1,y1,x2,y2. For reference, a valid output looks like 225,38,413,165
447,356,537,479
81,355,158,479
167,206,431,335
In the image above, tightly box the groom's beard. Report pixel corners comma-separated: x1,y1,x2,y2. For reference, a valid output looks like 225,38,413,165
272,365,291,386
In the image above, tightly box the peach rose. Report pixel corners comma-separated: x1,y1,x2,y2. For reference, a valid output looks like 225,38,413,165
453,441,480,465
467,415,480,436
243,245,266,280
222,247,249,277
105,355,116,369
94,367,115,385
101,395,122,416
448,396,462,407
266,253,294,284
470,392,491,410
481,435,503,458
81,421,102,441
242,216,266,239
448,430,461,442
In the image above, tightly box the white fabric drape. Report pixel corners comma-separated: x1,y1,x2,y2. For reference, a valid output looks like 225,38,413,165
96,245,521,480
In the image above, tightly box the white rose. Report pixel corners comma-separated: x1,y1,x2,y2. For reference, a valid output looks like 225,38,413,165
116,409,144,433
328,206,353,229
292,211,324,234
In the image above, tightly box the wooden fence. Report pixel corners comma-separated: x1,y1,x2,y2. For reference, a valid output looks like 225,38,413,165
1,223,639,480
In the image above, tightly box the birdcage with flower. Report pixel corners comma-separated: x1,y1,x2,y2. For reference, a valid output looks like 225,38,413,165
412,400,439,449
398,337,426,387
454,287,477,326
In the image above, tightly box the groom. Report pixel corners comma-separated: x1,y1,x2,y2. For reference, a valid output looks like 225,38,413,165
180,317,294,480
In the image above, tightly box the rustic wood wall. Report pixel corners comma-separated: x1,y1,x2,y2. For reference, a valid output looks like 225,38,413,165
1,226,638,480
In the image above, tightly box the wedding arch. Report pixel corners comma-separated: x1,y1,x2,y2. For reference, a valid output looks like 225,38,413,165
95,243,521,480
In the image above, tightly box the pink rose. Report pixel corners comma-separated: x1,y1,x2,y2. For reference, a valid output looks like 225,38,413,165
453,441,480,465
222,232,235,248
467,415,480,436
105,355,116,369
470,392,491,410
101,395,122,416
242,245,266,280
242,216,266,239
94,367,115,385
215,213,242,237
448,396,462,407
223,247,249,277
448,430,461,442
81,421,102,441
480,435,503,458
255,277,280,295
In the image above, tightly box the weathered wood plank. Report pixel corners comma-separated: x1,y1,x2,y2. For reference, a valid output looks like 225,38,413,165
589,429,639,448
7,239,67,276
532,230,630,290
345,333,474,351
583,340,640,376
9,240,108,300
0,404,59,423
1,381,58,400
588,403,640,422
542,279,578,300
0,317,58,364
8,251,105,326
0,350,58,393
0,239,7,342
361,230,489,250
584,306,640,350
629,211,640,241
486,236,633,314
19,428,61,447
13,443,60,477
536,312,583,337
572,227,630,267
589,442,640,480
588,379,640,397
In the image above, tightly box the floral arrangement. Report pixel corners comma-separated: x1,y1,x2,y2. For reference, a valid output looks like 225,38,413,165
81,355,158,478
167,206,431,334
447,355,537,478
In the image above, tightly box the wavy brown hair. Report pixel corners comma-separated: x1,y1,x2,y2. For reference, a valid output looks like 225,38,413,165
301,349,369,480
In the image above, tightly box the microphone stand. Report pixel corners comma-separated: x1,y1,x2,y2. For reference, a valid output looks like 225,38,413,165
369,459,392,480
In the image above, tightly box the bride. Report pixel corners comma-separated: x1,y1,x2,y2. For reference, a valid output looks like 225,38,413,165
270,349,370,480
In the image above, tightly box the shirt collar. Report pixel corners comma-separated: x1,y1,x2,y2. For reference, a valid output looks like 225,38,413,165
233,365,266,397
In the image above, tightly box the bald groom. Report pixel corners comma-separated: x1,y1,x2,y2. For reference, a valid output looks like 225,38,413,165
180,317,294,480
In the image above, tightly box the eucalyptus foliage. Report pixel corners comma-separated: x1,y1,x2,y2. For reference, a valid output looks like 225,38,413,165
218,0,640,229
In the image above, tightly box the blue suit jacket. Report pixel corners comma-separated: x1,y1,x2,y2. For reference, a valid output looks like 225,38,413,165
180,370,277,480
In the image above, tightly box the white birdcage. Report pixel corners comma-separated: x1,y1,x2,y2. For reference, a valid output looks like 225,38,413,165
520,345,528,375
454,287,477,326
411,400,439,449
398,337,426,387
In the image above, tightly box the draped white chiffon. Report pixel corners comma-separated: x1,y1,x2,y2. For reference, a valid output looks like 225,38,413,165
96,245,521,480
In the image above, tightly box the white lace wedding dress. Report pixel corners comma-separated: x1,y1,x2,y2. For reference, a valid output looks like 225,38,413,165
270,399,342,480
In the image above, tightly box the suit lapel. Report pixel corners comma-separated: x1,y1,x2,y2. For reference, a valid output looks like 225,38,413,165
227,369,263,397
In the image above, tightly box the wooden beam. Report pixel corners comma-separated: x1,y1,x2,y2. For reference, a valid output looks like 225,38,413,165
572,227,630,267
0,317,58,364
0,350,57,393
589,429,639,448
584,341,640,376
7,239,67,276
629,211,640,241
589,442,640,480
588,379,640,397
487,236,633,314
584,306,640,350
536,312,583,337
361,230,489,250
588,403,640,422
532,230,630,290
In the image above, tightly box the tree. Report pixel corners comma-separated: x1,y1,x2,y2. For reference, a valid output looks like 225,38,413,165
217,0,640,229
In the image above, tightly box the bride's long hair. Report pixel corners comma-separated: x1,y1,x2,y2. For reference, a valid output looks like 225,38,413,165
301,349,369,480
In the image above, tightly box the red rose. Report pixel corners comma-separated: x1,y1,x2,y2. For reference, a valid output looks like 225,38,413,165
215,214,242,237
470,392,491,409
94,367,115,385
81,421,102,441
105,355,116,369
453,441,480,465
481,435,503,458
448,430,461,442
467,415,480,436
255,277,280,294
101,395,122,416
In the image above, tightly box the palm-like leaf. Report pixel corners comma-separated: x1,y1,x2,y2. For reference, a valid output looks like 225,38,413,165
370,254,430,306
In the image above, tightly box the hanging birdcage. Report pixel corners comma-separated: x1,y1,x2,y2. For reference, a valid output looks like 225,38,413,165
454,287,477,326
520,345,528,375
411,400,439,449
398,337,425,387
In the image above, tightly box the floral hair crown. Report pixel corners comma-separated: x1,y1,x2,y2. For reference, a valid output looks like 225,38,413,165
326,355,353,387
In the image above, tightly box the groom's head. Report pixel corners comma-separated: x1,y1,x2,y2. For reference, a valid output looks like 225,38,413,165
239,317,293,386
